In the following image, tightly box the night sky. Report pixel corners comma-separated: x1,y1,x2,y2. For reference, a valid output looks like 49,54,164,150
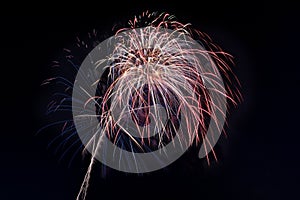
1,1,299,199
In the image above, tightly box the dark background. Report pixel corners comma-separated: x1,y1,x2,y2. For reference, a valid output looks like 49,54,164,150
1,1,299,199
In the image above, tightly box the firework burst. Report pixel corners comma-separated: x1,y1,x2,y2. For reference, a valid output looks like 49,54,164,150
41,11,241,200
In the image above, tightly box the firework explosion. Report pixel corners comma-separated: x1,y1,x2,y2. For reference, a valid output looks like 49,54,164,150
41,11,241,199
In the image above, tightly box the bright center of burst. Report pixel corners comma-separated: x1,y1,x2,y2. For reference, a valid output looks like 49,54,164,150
120,52,166,137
